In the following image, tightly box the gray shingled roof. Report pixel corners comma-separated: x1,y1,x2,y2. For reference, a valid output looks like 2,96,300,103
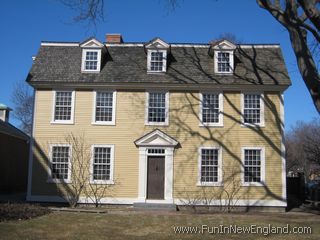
27,44,291,86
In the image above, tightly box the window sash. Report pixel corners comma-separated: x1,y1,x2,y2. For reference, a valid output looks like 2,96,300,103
243,94,261,124
51,146,70,180
85,51,98,70
217,52,230,72
244,149,261,183
200,149,219,183
54,91,72,121
150,52,164,71
95,92,113,122
202,94,220,123
148,92,166,123
92,147,111,181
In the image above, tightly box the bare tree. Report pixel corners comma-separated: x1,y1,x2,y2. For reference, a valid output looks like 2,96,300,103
58,132,91,208
257,0,320,113
85,179,115,208
58,0,105,27
210,32,243,44
11,81,33,135
286,118,320,178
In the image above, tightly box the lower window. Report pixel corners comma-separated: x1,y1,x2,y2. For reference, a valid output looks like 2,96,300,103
199,147,222,185
50,145,71,182
91,145,114,184
242,148,265,185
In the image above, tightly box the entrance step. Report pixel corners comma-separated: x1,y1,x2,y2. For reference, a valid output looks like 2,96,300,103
133,202,177,211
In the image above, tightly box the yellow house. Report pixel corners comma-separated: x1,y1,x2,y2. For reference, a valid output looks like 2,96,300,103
26,34,291,210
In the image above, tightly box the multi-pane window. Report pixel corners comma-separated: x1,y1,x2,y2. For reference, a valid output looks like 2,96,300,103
92,146,112,182
147,92,167,124
95,92,114,122
243,94,261,125
243,149,262,183
200,148,219,183
85,51,98,70
54,91,73,122
201,94,220,124
50,146,70,181
148,50,166,72
217,52,231,73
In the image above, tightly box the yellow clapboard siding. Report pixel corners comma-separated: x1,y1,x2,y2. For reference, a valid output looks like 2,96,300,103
31,89,283,201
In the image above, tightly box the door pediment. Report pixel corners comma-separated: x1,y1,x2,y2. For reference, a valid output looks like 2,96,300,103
134,129,178,147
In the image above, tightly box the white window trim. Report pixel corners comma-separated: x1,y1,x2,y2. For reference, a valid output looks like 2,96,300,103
51,90,75,125
145,91,169,126
197,146,223,186
214,50,234,74
92,90,116,125
47,144,72,184
90,144,115,185
199,92,224,127
241,147,265,187
241,92,265,127
147,50,167,73
81,49,102,73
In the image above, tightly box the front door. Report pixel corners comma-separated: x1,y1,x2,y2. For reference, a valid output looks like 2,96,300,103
147,156,165,199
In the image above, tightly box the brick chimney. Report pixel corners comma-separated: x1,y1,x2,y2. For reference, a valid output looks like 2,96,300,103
106,34,123,43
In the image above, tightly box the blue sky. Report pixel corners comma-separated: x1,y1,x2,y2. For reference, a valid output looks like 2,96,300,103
0,0,318,131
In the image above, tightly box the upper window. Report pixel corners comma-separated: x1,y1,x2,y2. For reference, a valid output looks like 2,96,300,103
147,50,167,73
90,145,114,184
93,91,116,125
49,145,71,183
146,92,169,125
198,147,222,186
242,147,265,186
217,52,230,73
215,51,233,74
211,40,236,74
200,93,223,126
242,93,264,126
81,49,101,72
52,91,75,124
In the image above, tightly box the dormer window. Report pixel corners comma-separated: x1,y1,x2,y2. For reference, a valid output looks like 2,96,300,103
217,52,231,73
80,38,104,73
145,38,170,73
148,50,167,72
83,49,101,71
210,40,236,74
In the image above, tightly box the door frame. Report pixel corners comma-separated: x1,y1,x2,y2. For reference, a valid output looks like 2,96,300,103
137,147,174,203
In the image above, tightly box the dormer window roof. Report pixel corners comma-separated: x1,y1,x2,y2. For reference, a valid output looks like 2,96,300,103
145,38,170,73
80,38,104,73
209,39,236,74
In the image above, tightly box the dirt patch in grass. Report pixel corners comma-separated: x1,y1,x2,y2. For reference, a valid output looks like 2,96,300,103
0,203,51,222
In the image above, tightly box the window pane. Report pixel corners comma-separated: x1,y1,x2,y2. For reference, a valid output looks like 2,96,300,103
51,146,70,180
243,94,261,124
148,92,166,123
202,94,219,123
201,149,219,183
54,91,72,121
217,52,230,73
150,51,164,72
93,147,111,181
95,92,113,122
85,51,98,70
244,149,261,183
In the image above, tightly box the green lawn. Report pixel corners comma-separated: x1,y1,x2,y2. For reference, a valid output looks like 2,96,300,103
0,210,319,240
